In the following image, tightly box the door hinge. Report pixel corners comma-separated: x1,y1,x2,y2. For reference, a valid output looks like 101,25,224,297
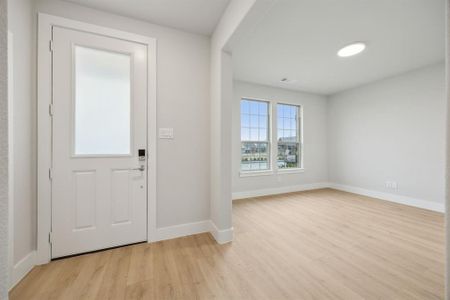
49,103,54,116
49,232,53,244
49,168,53,180
49,40,54,52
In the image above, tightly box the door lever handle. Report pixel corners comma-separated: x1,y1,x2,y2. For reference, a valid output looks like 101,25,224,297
131,165,145,172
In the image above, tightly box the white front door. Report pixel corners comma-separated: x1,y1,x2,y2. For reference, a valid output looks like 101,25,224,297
51,26,148,258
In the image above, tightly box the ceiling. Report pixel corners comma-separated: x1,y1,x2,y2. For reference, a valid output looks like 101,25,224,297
232,0,445,95
62,0,231,35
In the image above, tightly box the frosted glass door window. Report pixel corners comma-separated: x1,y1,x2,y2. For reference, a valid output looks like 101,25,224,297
74,46,131,155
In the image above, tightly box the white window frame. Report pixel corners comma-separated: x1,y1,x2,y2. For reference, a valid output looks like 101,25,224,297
239,98,304,177
239,97,273,177
276,102,304,174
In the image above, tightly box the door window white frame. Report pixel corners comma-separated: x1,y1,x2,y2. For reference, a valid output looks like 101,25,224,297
37,13,157,264
70,44,135,158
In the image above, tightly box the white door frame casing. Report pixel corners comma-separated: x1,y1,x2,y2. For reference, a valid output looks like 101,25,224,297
8,30,14,288
37,13,157,264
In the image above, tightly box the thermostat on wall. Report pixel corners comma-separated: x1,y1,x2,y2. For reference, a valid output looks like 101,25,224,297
159,128,174,139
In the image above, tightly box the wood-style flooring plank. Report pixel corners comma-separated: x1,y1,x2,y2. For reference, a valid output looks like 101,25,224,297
10,189,445,299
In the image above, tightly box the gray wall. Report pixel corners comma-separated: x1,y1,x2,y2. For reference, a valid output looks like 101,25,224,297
232,81,329,194
233,63,446,208
328,63,446,205
0,0,8,297
8,0,35,266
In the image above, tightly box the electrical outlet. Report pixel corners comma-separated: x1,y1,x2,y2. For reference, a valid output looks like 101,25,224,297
385,181,398,190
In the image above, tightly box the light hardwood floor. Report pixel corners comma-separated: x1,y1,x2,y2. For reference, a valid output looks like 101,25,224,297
10,189,444,299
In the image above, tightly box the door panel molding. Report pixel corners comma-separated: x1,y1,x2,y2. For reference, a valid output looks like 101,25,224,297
37,13,157,264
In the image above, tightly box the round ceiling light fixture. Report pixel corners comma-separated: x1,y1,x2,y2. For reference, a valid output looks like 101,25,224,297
337,42,366,58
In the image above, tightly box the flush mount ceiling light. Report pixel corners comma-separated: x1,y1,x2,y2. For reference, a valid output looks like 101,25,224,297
337,42,366,58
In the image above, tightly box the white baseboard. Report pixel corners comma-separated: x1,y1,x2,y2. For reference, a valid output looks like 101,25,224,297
155,220,212,242
232,182,329,200
10,251,36,290
155,220,234,244
329,183,445,213
231,181,444,213
209,221,233,244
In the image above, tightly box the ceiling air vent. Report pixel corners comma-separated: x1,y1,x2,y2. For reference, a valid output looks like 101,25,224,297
280,78,296,83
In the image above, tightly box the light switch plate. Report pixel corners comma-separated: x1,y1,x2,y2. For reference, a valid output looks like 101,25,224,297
159,128,174,139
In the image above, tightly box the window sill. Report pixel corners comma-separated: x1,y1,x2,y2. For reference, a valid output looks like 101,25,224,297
277,168,305,174
240,170,274,178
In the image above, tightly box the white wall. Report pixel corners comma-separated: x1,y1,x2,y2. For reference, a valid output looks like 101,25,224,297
209,0,257,241
35,0,211,229
232,81,328,195
8,0,35,267
328,63,446,206
210,1,281,241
